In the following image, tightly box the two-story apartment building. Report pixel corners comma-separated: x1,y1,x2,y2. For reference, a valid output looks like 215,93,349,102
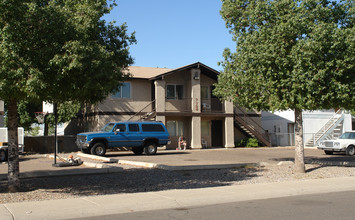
66,62,270,149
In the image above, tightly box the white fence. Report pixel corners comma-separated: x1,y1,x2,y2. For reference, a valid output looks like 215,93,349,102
268,132,339,147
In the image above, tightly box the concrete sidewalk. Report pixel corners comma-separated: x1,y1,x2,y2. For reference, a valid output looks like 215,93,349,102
1,175,355,220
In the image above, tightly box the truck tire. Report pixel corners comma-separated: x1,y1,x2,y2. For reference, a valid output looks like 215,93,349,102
346,146,355,156
324,150,333,155
91,142,106,156
144,142,157,155
132,147,144,155
0,150,7,162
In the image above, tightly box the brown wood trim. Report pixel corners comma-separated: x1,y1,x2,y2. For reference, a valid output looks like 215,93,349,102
157,112,234,117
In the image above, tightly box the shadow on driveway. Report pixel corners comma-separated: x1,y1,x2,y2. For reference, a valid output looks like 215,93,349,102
0,166,265,195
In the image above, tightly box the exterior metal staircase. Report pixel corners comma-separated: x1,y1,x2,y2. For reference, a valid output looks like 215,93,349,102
305,109,344,147
234,107,272,147
127,100,156,121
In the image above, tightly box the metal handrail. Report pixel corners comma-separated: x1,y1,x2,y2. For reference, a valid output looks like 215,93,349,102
127,100,156,121
234,106,271,145
234,106,266,134
305,109,343,145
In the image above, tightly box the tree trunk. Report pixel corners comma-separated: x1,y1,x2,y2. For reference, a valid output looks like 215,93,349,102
7,99,20,192
294,108,305,173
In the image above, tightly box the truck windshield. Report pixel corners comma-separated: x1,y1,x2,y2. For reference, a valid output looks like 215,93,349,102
101,123,115,132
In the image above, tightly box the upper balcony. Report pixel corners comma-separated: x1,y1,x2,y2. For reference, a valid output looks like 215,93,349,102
165,98,224,113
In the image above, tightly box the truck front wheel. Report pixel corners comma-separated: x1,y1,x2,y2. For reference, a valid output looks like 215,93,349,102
346,146,355,156
91,142,106,156
144,142,157,155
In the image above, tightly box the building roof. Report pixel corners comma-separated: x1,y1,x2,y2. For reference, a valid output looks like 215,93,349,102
127,62,220,80
127,66,173,79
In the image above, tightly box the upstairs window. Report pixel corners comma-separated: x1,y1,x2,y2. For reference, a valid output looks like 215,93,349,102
201,86,209,100
167,84,183,99
112,82,131,98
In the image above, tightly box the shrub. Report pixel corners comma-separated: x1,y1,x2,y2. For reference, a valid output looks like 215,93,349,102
246,138,259,147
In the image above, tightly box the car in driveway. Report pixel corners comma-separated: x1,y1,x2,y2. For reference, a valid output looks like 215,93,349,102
318,131,355,156
76,121,171,156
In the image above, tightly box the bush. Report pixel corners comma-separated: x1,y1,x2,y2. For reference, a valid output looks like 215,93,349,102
246,138,259,147
236,138,259,147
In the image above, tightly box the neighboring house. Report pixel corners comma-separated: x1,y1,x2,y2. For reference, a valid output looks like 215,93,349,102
262,110,354,147
65,62,270,149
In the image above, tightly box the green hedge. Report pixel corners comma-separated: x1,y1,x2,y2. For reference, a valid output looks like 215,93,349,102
236,138,259,147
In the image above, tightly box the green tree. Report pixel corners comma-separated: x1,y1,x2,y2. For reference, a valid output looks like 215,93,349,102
0,0,136,191
215,0,354,173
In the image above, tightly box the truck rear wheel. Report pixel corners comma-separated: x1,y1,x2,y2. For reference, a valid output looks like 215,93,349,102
0,150,7,162
144,142,157,155
91,142,106,156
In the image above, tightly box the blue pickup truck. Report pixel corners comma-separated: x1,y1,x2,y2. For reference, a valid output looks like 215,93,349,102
75,121,170,156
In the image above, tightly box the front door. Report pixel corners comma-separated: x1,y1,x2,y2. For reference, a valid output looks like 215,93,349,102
211,120,223,147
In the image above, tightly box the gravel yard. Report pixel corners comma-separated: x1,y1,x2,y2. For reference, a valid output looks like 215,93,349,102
1,158,355,204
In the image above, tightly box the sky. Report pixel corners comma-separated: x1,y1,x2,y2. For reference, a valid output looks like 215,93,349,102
103,0,235,71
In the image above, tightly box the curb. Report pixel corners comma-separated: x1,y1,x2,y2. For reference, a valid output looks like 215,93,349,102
154,163,263,171
77,152,118,163
310,160,355,167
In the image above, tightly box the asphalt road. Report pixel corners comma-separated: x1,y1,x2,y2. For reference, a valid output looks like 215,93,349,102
74,190,355,220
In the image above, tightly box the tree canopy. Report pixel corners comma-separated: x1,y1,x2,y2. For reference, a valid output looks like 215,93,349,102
215,0,354,173
0,0,136,104
0,0,136,191
215,0,354,111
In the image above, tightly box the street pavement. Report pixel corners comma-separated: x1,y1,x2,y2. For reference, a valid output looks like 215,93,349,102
1,147,355,219
2,175,355,220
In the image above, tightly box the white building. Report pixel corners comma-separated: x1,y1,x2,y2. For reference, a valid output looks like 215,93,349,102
262,110,354,147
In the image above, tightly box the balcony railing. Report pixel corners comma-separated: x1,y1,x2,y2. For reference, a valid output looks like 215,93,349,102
202,98,223,112
165,98,192,112
165,98,224,113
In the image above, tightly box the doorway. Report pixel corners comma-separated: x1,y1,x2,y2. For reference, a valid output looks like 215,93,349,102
211,120,223,147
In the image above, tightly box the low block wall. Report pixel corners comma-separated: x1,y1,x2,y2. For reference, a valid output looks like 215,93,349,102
24,135,78,154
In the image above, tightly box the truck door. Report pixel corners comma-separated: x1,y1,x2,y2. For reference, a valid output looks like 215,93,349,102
110,123,129,147
126,123,143,147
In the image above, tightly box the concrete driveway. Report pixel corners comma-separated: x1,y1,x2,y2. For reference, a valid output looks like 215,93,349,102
104,147,355,167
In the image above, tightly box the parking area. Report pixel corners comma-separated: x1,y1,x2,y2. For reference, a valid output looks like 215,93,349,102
1,147,355,180
104,147,355,167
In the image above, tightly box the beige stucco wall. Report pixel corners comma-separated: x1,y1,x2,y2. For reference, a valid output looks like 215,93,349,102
97,79,153,113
